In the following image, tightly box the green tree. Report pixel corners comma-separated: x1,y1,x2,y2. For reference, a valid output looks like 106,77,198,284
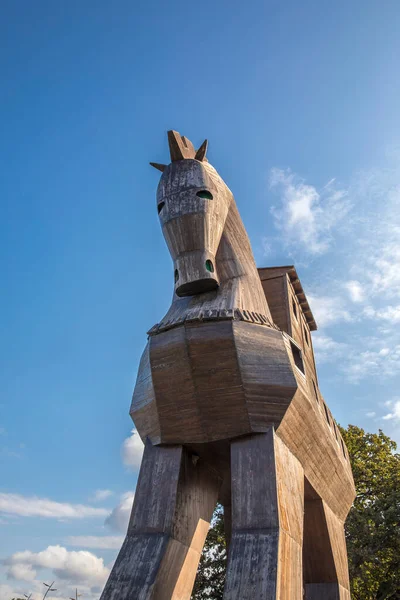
191,505,227,599
340,425,400,600
193,426,400,600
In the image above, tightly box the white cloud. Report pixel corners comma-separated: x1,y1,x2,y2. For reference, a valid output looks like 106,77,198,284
66,535,123,550
3,545,109,590
311,333,347,363
90,489,113,503
0,583,18,600
376,306,400,322
0,493,109,519
105,491,134,533
307,294,352,328
366,411,376,418
344,345,400,383
7,563,37,581
122,429,144,470
363,304,400,322
382,401,400,421
261,236,272,256
344,280,364,303
379,348,390,356
269,168,351,254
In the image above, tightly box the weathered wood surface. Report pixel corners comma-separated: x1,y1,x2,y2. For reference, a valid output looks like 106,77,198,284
152,157,272,329
305,584,351,600
303,479,351,598
259,266,317,331
101,131,356,600
223,430,304,599
100,439,220,600
131,315,355,521
131,320,298,445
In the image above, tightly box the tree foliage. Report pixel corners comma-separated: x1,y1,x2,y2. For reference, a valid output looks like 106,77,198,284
191,505,226,599
192,426,400,600
340,425,400,600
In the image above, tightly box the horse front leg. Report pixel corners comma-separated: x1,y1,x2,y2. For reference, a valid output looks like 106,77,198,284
100,439,220,600
223,429,304,600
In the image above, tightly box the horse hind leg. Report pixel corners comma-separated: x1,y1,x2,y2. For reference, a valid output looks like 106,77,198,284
303,479,351,600
223,429,304,600
100,439,220,600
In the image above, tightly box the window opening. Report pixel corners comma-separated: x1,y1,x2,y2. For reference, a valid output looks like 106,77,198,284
333,421,339,441
292,298,298,320
312,380,319,403
341,438,347,460
290,340,305,374
304,326,309,346
323,402,330,426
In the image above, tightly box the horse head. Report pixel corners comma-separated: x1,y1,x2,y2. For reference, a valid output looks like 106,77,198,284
151,131,233,297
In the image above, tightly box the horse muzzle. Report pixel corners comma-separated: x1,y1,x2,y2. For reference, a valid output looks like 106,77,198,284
174,251,219,297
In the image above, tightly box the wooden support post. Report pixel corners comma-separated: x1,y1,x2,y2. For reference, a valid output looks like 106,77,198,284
223,429,304,600
223,503,232,551
100,439,220,600
303,480,351,600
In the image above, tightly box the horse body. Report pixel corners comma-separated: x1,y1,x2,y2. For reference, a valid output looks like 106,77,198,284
100,132,355,600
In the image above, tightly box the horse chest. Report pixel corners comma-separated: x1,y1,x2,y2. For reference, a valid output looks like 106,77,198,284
130,320,298,446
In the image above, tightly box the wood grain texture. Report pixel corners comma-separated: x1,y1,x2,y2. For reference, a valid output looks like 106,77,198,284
101,439,220,600
258,275,290,334
277,388,354,522
305,584,351,600
324,503,351,590
303,479,351,597
132,320,301,446
151,156,272,329
110,132,356,599
224,431,304,600
234,322,297,432
258,266,317,331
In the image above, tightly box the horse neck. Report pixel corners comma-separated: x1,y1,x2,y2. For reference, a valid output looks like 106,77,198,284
215,199,272,318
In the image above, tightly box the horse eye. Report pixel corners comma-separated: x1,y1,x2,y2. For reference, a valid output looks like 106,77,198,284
196,190,213,200
205,260,214,273
157,201,165,214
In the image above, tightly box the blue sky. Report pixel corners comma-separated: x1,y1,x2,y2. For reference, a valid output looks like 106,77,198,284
1,0,400,597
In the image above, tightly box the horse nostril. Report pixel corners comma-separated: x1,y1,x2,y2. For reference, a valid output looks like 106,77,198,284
157,201,165,214
174,269,179,283
205,260,214,273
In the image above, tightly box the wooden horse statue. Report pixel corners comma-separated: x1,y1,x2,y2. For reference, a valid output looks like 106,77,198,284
100,131,355,600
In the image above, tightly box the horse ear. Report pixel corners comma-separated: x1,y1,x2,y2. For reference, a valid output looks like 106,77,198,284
150,162,166,172
195,139,208,161
168,130,186,161
166,131,207,162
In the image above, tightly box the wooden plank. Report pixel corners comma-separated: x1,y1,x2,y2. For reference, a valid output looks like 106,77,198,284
224,431,304,599
277,389,355,521
305,584,351,600
234,322,297,432
101,440,220,600
259,275,289,333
